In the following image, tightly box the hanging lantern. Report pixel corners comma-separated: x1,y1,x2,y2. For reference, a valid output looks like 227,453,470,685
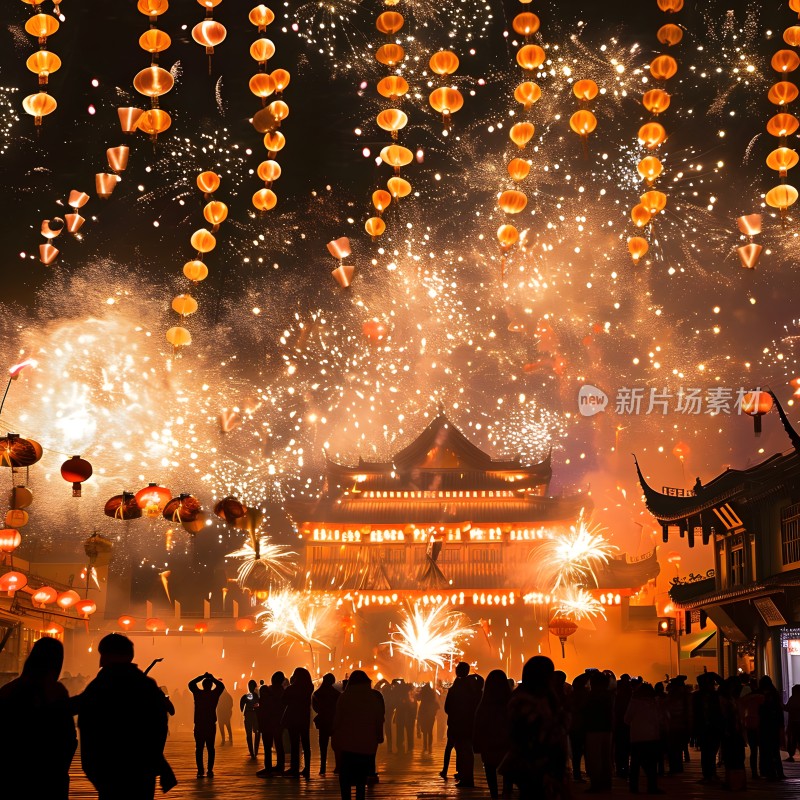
376,108,408,139
236,618,256,633
4,510,28,528
117,107,144,133
512,12,540,37
657,23,683,46
183,260,209,283
768,81,799,106
507,158,530,182
22,92,57,126
497,224,519,251
65,213,85,234
135,483,171,517
0,529,22,553
737,243,763,269
514,81,541,108
642,89,671,115
327,237,351,260
498,190,528,214
509,122,535,149
377,76,409,99
737,214,762,236
137,109,172,138
190,228,216,253
0,434,43,468
60,456,93,497
375,11,404,34
516,44,546,72
252,188,277,211
650,55,678,81
42,622,64,638
638,122,667,149
548,616,578,658
192,20,227,54
387,176,412,199
572,79,599,101
362,320,389,342
263,130,285,157
375,43,405,66
165,327,190,356
76,599,97,619
39,243,59,266
0,571,27,595
197,171,221,195
766,113,799,138
26,50,61,86
95,173,118,200
31,586,58,607
56,589,80,609
631,204,652,228
429,50,459,75
428,88,464,122
332,265,355,288
637,157,663,184
118,615,136,631
203,200,229,227
772,50,800,74
195,621,209,635
639,190,667,215
365,217,386,239
10,486,33,509
270,68,290,94
628,236,649,264
104,492,142,520
146,617,166,633
107,146,130,173
740,390,774,436
163,493,202,523
214,496,247,525
249,4,275,31
171,294,199,317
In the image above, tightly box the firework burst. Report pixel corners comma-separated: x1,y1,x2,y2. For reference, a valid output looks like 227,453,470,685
552,585,607,622
256,587,332,653
226,534,297,592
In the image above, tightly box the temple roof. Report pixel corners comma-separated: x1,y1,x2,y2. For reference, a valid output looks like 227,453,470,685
634,393,800,523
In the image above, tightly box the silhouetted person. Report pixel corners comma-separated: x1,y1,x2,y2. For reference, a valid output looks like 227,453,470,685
217,687,234,744
473,669,511,799
313,672,341,775
416,682,439,753
257,670,286,776
379,680,397,753
333,670,384,800
664,676,691,775
719,676,746,789
739,677,763,779
78,633,169,800
188,671,224,778
625,681,663,794
613,672,632,779
395,681,417,753
785,684,800,760
692,672,722,782
240,679,261,759
444,661,480,787
758,675,785,780
569,673,590,781
283,666,314,777
584,670,614,792
503,655,568,800
0,637,76,800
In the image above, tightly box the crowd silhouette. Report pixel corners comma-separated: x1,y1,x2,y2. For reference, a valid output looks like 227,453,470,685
2,633,800,799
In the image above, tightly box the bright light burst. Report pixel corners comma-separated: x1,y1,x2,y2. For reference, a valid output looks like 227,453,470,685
534,511,617,591
256,588,332,652
226,534,297,592
388,602,475,670
552,585,607,622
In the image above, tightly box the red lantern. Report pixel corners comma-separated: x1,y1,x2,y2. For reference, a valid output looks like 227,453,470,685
0,434,43,468
31,586,58,607
235,618,255,633
76,599,97,618
362,320,389,343
548,615,578,658
214,496,247,525
0,529,21,553
4,509,28,528
740,390,774,436
60,455,93,497
135,483,171,517
104,492,142,520
671,441,690,462
146,617,166,633
57,589,80,610
0,571,28,595
195,621,209,635
42,622,64,638
162,493,201,523
118,614,136,631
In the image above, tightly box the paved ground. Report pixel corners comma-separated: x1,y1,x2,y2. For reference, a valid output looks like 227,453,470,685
68,730,800,798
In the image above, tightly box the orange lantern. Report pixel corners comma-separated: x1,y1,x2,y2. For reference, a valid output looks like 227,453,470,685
195,621,209,635
765,183,799,212
785,26,800,47
657,0,684,11
249,4,275,30
214,496,246,525
104,492,142,521
737,214,762,236
548,616,578,658
375,44,405,66
362,320,388,342
236,618,256,633
257,161,281,184
250,38,276,65
249,73,275,100
637,156,663,183
772,50,800,74
639,190,667,215
638,122,667,149
507,158,530,181
60,456,93,497
267,100,289,124
171,294,198,317
657,23,683,46
512,12,540,36
514,81,541,108
650,55,678,82
32,586,58,607
497,224,519,251
628,236,649,264
569,109,597,137
139,28,171,54
56,589,80,610
0,572,27,596
377,76,409,99
137,109,171,138
365,217,386,239
332,265,354,288
192,20,227,53
510,121,535,149
252,188,277,211
22,92,57,126
516,44,546,72
642,89,671,115
766,147,799,176
183,260,209,282
0,530,21,553
740,390,774,436
105,146,129,174
263,130,285,156
163,493,201,523
377,108,408,138
24,13,59,44
327,237,351,260
197,171,221,194
190,228,216,253
64,214,85,234
77,599,97,619
95,173,118,199
372,189,392,214
0,435,43,468
737,243,763,270
137,0,168,19
572,79,598,101
118,615,136,631
429,51,459,76
498,190,528,214
39,244,59,266
26,50,61,85
768,81,800,106
380,144,414,171
68,190,90,209
203,200,229,226
429,88,464,120
767,113,800,138
146,617,166,633
631,204,652,228
166,327,192,354
271,69,291,93
4,510,27,528
376,11,404,35
133,66,174,98
42,622,64,638
387,176,412,199
117,107,144,133
135,483,171,516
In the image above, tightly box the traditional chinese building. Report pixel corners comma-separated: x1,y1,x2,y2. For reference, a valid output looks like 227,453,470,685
636,394,800,695
289,414,659,611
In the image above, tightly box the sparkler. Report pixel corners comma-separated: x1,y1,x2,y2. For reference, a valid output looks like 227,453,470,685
551,586,607,622
226,534,297,592
387,602,475,671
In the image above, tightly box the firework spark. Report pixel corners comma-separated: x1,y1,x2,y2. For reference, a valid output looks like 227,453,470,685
256,587,332,652
552,586,607,622
388,602,475,670
226,534,297,592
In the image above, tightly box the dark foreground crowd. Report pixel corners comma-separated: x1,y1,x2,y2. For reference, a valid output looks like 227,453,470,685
2,634,800,800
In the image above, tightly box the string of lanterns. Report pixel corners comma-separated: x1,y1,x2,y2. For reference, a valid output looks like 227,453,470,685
327,237,355,288
366,3,412,241
166,170,227,356
22,0,60,127
626,0,681,265
495,4,544,276
569,79,598,156
193,0,227,75
428,50,463,130
763,1,800,223
248,4,288,213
